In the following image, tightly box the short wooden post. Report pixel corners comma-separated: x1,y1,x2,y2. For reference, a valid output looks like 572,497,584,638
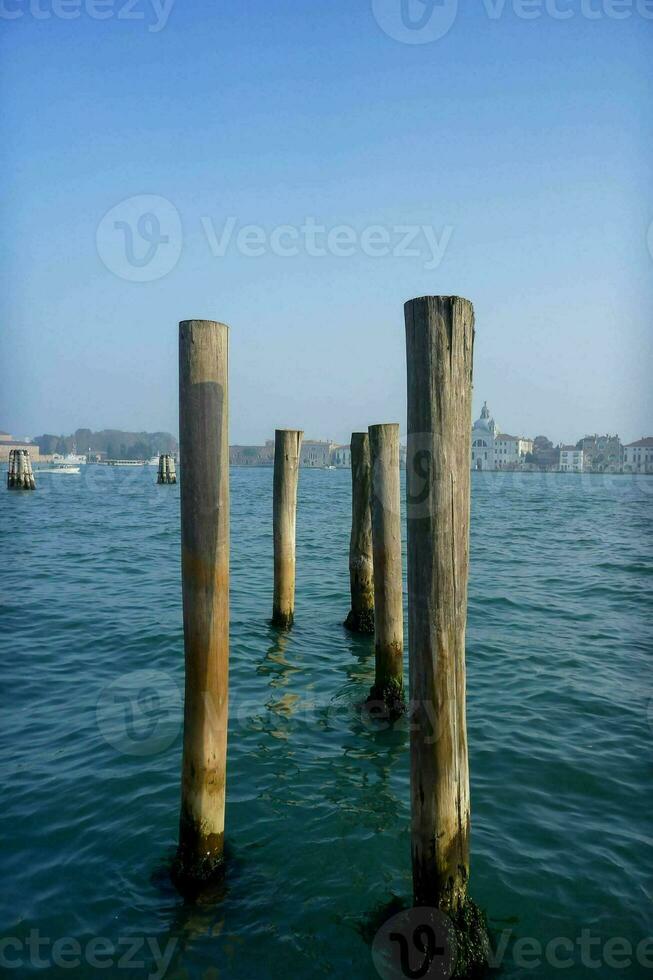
367,423,404,715
7,449,35,490
272,428,303,629
344,432,374,634
175,319,229,884
157,453,177,484
405,296,488,962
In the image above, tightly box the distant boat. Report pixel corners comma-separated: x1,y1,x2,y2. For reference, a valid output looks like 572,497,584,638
105,459,146,467
148,456,160,466
52,452,87,465
37,463,80,474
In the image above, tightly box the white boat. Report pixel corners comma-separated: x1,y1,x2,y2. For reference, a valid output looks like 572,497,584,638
148,456,160,466
37,463,81,474
52,452,87,465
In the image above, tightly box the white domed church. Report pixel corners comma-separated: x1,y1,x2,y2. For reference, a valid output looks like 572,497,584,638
471,402,498,470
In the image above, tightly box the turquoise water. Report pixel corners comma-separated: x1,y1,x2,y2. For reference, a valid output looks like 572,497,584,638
1,467,651,979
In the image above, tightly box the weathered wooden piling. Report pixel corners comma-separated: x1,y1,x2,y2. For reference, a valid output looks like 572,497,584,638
405,296,488,967
272,428,303,629
367,423,404,715
344,432,375,634
7,449,36,490
157,453,177,484
175,319,229,884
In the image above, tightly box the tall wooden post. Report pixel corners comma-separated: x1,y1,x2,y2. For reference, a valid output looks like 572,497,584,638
272,428,303,629
344,432,374,634
176,319,229,884
405,296,487,964
367,423,404,715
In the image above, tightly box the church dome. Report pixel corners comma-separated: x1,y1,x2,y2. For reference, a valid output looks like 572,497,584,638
474,401,495,432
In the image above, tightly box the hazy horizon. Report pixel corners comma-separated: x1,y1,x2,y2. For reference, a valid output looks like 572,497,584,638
1,1,651,448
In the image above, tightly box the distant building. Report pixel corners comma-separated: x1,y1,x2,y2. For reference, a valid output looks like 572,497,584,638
622,438,653,474
229,443,274,466
0,432,41,463
559,446,583,472
331,444,351,467
494,433,533,469
301,440,335,467
578,434,621,473
471,402,499,470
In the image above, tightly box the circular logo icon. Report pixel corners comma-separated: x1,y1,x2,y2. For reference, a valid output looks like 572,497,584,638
372,0,459,44
96,194,182,282
372,906,456,980
96,669,182,756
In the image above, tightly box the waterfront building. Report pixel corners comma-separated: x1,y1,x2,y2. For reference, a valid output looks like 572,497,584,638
301,440,335,467
331,444,351,467
579,434,621,472
494,433,534,468
622,438,653,474
229,443,274,466
0,431,41,463
471,402,498,470
559,446,584,472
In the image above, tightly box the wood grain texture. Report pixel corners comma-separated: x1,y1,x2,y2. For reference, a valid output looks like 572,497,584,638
404,295,474,912
368,423,403,694
178,319,229,876
344,432,375,634
272,429,303,629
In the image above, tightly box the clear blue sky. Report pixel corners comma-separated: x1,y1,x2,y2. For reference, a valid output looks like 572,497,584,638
1,0,651,445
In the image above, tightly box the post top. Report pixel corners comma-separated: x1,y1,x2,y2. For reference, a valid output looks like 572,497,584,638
275,428,304,436
368,422,400,432
179,319,229,329
404,295,473,308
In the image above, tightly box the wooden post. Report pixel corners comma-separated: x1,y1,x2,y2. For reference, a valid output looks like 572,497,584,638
405,296,487,963
272,428,303,629
158,453,177,484
367,423,404,715
176,319,229,884
7,449,35,490
344,432,375,634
